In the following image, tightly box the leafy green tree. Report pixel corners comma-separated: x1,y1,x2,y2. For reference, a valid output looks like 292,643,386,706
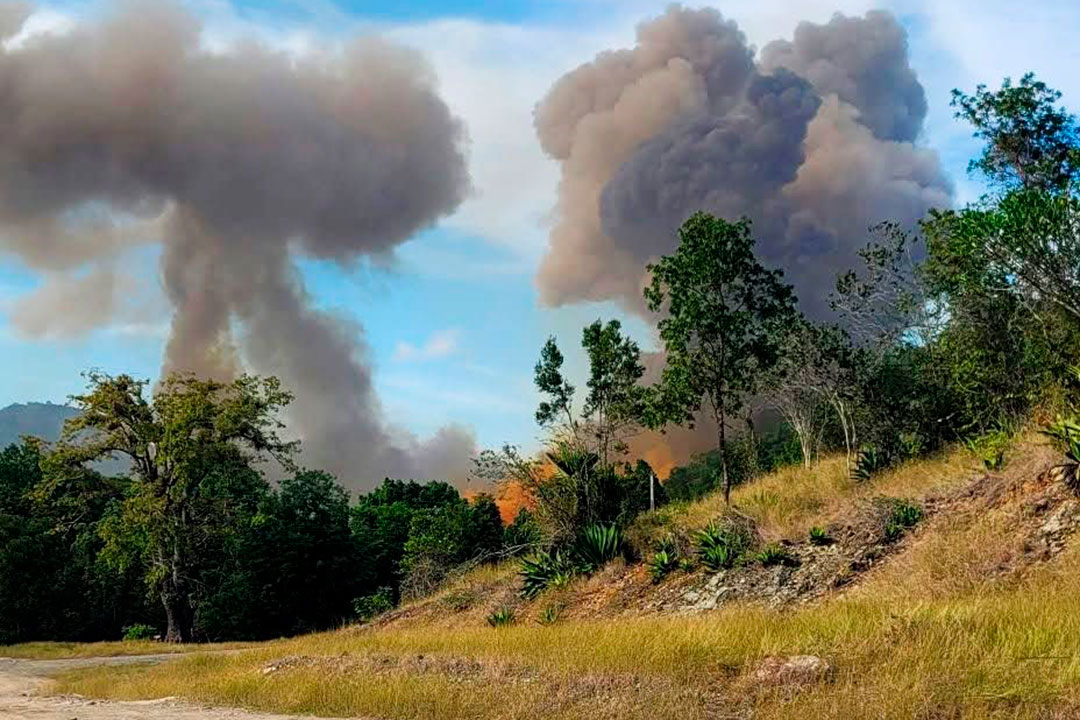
349,478,463,600
581,320,648,466
952,73,1080,191
645,212,796,503
47,372,297,643
534,338,576,432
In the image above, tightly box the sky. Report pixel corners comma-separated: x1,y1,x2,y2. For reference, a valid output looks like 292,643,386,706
1,0,1079,462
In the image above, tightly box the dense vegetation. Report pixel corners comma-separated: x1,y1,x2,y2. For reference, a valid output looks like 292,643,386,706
4,73,1080,648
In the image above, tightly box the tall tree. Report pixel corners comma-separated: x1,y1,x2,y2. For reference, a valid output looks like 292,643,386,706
952,73,1080,192
47,372,297,642
645,212,796,503
581,319,647,466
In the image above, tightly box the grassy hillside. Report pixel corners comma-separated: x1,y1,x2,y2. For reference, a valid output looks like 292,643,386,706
49,435,1080,719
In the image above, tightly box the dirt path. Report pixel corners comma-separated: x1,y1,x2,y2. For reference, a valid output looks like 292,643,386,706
0,654,353,720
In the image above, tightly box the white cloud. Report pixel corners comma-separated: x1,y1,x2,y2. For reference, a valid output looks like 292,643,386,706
393,327,461,362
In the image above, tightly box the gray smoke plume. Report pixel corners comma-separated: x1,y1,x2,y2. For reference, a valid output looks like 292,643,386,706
535,6,951,317
0,1,473,487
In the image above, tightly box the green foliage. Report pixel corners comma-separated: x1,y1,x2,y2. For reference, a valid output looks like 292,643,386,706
665,426,801,503
965,430,1011,470
852,446,883,483
645,212,797,503
647,537,680,582
486,606,515,628
122,624,158,641
519,550,575,599
503,507,541,553
573,523,622,572
808,526,832,546
580,319,648,464
534,337,575,429
952,73,1080,191
353,587,394,622
1041,417,1080,488
45,372,297,643
400,493,504,599
884,499,925,542
695,520,753,572
756,543,794,567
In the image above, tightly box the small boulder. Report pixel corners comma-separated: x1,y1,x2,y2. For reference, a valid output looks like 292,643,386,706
751,655,832,686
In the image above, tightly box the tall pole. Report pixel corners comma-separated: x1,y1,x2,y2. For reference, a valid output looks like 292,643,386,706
650,471,655,512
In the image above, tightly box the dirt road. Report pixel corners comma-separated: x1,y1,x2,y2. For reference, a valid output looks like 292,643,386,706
0,654,350,720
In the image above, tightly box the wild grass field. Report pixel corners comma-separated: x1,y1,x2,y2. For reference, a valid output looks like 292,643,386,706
43,435,1080,719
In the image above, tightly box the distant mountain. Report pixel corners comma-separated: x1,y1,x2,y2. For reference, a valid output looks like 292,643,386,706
0,401,79,447
0,402,128,475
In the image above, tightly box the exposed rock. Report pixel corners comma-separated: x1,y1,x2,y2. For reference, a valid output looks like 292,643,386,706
750,655,832,686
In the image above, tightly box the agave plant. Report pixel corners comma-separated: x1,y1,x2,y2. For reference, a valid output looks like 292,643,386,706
573,524,622,572
851,445,882,483
1041,417,1080,489
486,606,515,627
808,526,832,546
695,521,751,572
519,550,575,599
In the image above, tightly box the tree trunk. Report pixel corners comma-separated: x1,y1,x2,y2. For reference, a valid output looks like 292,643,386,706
161,546,193,643
719,404,731,505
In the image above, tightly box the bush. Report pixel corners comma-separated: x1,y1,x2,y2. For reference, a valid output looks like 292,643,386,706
573,524,622,572
353,586,394,622
756,543,795,567
122,623,157,641
965,429,1011,470
519,550,575,599
486,606,515,627
808,526,831,546
503,507,542,553
695,520,753,572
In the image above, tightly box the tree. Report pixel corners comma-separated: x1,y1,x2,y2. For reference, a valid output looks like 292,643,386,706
47,372,297,643
534,337,576,433
767,318,830,468
645,212,796,503
952,73,1080,192
581,320,648,466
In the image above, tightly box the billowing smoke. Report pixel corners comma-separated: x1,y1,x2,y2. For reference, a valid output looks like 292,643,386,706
0,1,474,486
535,6,952,469
535,6,951,317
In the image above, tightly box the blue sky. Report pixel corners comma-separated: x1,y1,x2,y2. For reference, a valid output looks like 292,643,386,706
2,0,1079,458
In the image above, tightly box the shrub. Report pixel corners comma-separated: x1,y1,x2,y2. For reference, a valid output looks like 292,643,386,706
756,543,795,567
965,429,1011,470
353,586,394,622
883,499,924,542
695,520,753,572
519,550,575,599
486,606,515,627
573,524,622,572
808,526,831,546
122,624,157,641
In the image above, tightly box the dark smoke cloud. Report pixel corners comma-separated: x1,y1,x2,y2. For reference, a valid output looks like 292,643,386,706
0,1,473,487
535,6,951,318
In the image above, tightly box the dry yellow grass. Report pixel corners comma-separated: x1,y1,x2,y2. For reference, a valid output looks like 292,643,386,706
49,433,1080,719
0,639,250,660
